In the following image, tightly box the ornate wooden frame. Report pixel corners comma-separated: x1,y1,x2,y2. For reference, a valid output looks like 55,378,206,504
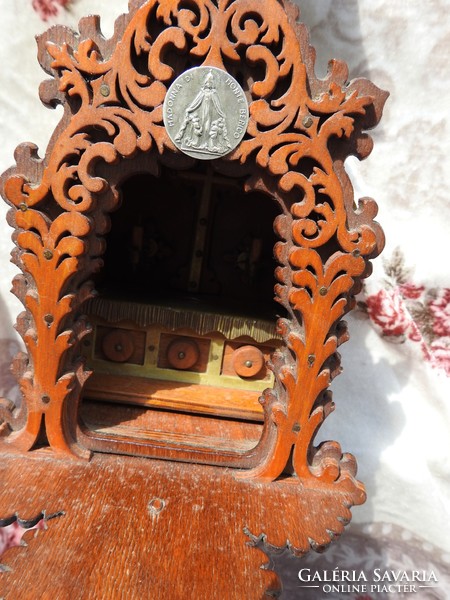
0,0,387,505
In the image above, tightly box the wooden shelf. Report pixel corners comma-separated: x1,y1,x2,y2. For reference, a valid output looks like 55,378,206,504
0,450,362,599
81,399,263,454
84,373,265,421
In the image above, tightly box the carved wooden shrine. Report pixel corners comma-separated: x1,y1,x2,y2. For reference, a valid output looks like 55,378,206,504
0,1,387,597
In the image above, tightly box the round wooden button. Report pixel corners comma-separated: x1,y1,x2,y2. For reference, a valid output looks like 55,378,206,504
232,345,264,378
102,329,134,363
167,338,200,370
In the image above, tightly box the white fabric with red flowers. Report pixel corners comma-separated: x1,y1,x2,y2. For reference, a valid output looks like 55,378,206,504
0,1,449,596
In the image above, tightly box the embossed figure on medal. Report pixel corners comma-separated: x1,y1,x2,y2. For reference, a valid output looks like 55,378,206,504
175,70,231,153
164,66,248,160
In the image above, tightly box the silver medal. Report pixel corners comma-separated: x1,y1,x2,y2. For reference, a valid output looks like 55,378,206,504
163,66,249,161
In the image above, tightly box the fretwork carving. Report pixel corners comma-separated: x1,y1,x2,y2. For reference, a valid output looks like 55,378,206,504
0,0,387,506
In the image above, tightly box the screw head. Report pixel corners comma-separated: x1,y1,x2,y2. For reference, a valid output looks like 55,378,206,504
19,203,28,212
42,395,50,404
319,287,328,296
100,83,110,97
148,498,166,516
244,360,253,368
43,249,53,260
44,314,54,325
302,115,313,128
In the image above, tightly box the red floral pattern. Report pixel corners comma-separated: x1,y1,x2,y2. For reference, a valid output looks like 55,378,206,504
366,289,410,337
429,337,450,372
399,282,425,300
429,289,450,336
32,0,71,21
363,249,450,376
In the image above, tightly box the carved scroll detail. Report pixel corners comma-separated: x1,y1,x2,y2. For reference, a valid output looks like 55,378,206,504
0,0,387,487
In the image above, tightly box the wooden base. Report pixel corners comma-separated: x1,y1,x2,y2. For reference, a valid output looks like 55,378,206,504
0,450,363,599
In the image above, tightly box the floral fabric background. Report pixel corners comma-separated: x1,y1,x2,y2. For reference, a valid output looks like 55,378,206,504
0,0,449,598
362,248,450,377
31,0,70,22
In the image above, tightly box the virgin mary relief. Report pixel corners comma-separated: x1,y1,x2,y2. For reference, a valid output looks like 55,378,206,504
163,67,249,160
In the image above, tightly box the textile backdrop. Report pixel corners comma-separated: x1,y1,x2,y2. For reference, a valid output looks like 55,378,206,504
0,1,449,598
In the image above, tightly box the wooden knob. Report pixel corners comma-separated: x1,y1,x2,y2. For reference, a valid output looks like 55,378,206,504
232,345,264,378
167,338,199,370
102,329,134,363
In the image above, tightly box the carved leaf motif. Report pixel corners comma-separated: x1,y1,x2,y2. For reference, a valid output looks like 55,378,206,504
1,0,387,483
47,43,92,105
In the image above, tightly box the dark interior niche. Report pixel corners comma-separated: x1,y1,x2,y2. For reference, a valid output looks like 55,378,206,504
97,166,281,320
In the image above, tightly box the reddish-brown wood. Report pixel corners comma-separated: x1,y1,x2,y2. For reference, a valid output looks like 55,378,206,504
81,399,262,451
101,328,136,363
231,345,265,378
96,325,147,365
84,373,265,422
0,450,280,599
0,2,387,591
166,338,201,370
0,0,387,486
158,334,209,372
221,341,275,381
0,448,362,598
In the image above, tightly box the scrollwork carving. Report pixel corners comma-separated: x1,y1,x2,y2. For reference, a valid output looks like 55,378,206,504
0,0,387,493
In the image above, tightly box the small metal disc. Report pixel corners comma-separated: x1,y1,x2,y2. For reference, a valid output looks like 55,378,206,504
163,66,249,161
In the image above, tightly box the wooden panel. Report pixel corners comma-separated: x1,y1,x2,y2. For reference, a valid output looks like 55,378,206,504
81,400,262,453
84,373,265,421
82,399,262,441
0,452,275,599
0,450,363,599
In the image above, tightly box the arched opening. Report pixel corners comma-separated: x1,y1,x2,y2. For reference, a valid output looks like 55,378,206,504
79,163,284,460
98,166,278,316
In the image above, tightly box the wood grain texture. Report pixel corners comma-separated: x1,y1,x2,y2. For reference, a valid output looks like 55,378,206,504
0,449,362,599
0,2,389,594
84,373,265,421
0,0,387,493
